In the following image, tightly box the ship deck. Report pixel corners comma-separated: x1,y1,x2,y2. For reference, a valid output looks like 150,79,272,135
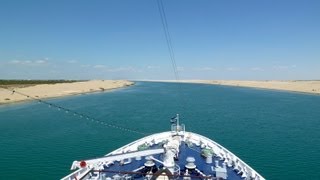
62,130,264,180
102,141,244,179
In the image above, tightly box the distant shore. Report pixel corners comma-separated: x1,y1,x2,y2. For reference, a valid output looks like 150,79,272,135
0,80,134,105
145,80,320,95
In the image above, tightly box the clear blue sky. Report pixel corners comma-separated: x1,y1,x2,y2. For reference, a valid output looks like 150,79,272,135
0,0,319,80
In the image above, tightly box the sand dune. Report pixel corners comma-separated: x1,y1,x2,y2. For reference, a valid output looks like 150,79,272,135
0,80,134,105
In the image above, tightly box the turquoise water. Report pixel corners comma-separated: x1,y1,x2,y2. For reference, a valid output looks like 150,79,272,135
1,82,320,179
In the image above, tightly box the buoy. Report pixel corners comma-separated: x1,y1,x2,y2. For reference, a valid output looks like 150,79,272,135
80,161,87,168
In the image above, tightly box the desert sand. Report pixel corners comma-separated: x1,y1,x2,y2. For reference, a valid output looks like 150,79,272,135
177,80,320,95
0,80,134,104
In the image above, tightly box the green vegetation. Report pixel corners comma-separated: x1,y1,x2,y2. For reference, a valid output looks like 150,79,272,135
0,79,83,88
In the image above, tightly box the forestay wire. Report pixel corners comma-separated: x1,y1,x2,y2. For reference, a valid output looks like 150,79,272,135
156,0,187,112
1,87,149,136
157,0,180,81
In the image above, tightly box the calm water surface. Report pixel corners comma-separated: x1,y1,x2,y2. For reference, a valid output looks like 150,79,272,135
1,82,320,179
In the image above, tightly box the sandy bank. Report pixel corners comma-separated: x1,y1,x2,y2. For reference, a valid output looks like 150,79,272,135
0,80,134,105
181,80,320,95
145,80,320,95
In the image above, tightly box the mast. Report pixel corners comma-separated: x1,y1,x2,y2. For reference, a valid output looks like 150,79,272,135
171,114,185,134
176,113,179,128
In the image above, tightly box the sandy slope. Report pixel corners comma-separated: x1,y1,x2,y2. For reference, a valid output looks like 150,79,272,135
178,80,320,95
0,80,134,104
144,80,320,95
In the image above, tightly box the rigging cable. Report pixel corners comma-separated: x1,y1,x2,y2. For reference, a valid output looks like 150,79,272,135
1,87,149,136
157,0,180,82
156,0,188,117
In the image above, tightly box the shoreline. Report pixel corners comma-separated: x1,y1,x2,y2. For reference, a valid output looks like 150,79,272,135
141,80,320,95
0,80,134,105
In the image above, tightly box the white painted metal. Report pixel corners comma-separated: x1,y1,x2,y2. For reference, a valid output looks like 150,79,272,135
71,148,164,170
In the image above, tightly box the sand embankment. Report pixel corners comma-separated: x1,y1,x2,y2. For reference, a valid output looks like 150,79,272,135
0,80,134,104
144,79,320,95
177,80,320,95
